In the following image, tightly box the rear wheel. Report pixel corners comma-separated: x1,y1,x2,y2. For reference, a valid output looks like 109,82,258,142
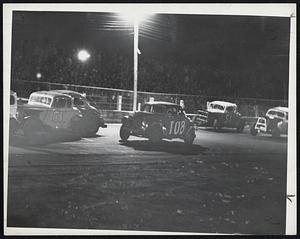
250,124,258,136
213,119,221,131
184,128,195,145
23,117,43,139
120,125,130,141
148,125,162,144
271,126,280,138
236,120,245,133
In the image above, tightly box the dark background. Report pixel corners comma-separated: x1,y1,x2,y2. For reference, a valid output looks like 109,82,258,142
11,11,290,99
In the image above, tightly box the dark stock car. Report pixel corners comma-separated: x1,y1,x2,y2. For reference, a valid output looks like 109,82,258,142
195,101,245,132
250,107,288,137
18,90,106,139
119,101,196,144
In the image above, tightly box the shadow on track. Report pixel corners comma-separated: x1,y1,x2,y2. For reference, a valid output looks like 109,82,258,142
248,135,288,143
9,132,103,147
119,139,208,155
198,127,240,134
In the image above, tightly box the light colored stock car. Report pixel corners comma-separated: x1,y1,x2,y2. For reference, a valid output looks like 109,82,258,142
195,101,245,132
120,101,196,144
19,90,106,139
10,90,19,135
250,106,288,137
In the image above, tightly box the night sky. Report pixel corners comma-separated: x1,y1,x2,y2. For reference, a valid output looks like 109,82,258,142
12,11,290,100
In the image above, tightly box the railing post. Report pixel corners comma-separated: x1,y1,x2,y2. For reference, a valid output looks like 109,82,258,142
117,95,122,111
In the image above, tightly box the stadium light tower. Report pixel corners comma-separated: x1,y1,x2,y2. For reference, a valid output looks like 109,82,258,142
118,11,153,112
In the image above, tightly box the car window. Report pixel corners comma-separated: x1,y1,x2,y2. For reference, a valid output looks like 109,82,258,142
52,98,68,108
267,110,276,116
73,97,85,107
152,105,166,113
211,104,225,111
10,95,15,105
226,106,235,113
286,113,288,120
276,111,285,118
143,104,151,112
29,95,52,106
166,106,181,116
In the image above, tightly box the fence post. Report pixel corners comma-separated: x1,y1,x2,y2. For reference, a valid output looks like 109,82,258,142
149,97,154,103
117,95,122,111
254,105,259,117
138,103,141,111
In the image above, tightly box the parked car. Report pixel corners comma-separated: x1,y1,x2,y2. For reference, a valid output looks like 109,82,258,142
10,90,19,135
195,101,245,132
250,106,288,137
119,101,196,144
51,90,107,136
19,90,106,139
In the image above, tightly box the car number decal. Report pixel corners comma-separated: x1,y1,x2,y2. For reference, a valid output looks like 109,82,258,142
169,120,186,135
52,111,63,123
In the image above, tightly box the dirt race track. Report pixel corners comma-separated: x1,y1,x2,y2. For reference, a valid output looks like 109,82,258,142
7,124,288,234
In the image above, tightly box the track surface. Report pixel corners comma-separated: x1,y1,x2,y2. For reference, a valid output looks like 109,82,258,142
7,124,287,234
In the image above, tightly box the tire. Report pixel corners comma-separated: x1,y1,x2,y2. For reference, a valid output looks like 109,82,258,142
70,117,85,138
10,118,19,136
84,124,99,137
236,121,245,133
271,127,280,138
184,128,195,145
250,124,258,136
120,125,130,141
213,119,221,131
23,117,43,139
148,125,162,144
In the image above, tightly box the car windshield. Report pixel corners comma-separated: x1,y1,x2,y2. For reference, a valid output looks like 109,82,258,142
268,110,285,118
52,97,71,108
210,104,225,111
142,104,151,112
73,97,85,107
29,95,52,106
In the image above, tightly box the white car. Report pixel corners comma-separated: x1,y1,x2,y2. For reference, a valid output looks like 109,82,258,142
251,106,288,137
10,91,19,135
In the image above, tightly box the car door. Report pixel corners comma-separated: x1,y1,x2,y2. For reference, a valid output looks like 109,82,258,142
41,97,78,129
165,106,188,138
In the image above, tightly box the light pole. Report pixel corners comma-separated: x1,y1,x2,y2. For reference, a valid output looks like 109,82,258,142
133,19,139,112
118,12,153,112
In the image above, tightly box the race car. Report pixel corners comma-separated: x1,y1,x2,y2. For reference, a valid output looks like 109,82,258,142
19,90,106,139
250,106,288,137
51,90,107,136
119,101,196,144
10,90,19,135
195,101,245,132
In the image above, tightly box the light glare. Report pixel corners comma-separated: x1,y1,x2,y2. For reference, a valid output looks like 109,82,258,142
77,50,90,62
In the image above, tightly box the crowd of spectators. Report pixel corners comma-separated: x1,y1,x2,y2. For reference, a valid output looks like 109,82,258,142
11,40,245,97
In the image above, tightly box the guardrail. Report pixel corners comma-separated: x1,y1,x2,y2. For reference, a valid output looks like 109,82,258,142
11,80,288,117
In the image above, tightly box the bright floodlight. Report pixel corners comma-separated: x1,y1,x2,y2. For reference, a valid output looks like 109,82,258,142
77,50,90,62
36,72,42,79
118,11,153,24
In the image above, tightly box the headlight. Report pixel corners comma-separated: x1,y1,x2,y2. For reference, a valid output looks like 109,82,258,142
141,120,148,128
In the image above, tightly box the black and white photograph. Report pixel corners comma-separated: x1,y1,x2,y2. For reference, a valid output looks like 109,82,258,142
3,3,296,235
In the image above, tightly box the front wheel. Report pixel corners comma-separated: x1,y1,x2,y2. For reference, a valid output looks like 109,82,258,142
120,125,130,141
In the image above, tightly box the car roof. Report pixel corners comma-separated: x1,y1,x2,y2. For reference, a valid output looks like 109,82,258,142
50,90,84,98
268,107,288,113
30,91,71,98
210,101,237,107
145,101,180,107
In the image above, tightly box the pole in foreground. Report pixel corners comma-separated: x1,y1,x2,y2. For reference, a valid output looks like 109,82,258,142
133,20,139,112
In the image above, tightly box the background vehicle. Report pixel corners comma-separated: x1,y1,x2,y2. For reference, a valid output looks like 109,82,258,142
51,90,107,136
195,101,245,132
10,91,19,135
120,101,196,144
19,91,85,139
251,106,288,137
